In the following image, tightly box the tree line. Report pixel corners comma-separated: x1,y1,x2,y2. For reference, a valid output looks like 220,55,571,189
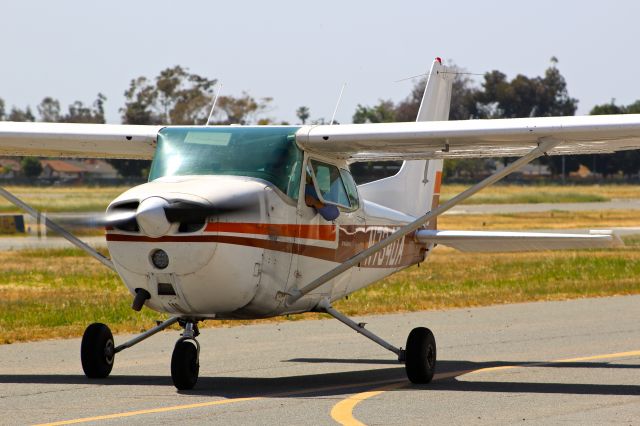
351,57,640,181
2,60,639,181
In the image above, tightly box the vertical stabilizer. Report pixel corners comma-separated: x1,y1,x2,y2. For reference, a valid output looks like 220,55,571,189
357,58,453,220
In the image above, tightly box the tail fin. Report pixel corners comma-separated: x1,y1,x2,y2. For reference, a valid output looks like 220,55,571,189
357,58,453,221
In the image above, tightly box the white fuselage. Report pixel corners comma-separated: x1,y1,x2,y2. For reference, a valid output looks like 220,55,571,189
106,173,429,320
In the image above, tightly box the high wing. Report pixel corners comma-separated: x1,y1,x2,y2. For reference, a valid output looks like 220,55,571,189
296,114,640,161
415,229,623,252
0,122,162,159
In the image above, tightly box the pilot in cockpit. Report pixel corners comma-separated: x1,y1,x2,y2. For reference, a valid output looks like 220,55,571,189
304,170,340,221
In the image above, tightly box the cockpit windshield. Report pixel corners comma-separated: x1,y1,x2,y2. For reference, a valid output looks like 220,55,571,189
149,126,303,199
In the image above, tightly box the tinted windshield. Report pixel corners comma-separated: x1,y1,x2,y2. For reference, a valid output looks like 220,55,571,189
149,126,303,199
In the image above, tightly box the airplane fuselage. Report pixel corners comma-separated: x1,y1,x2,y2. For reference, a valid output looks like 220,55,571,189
106,173,430,319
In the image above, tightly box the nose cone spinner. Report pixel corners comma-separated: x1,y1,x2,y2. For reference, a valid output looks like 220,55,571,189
136,197,174,238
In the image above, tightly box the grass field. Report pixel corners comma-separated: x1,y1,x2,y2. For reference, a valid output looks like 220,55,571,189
0,184,637,215
0,234,638,344
441,183,640,204
0,184,638,343
0,186,129,213
439,209,640,230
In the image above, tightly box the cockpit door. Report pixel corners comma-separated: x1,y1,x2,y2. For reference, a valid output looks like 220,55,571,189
287,155,364,304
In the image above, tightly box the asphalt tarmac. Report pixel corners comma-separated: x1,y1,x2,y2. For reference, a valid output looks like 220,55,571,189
1,295,639,425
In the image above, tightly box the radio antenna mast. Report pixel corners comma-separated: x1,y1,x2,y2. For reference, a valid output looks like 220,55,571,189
205,82,223,126
329,83,346,125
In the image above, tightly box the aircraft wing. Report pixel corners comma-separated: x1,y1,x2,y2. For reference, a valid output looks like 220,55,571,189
0,122,162,159
296,114,640,161
415,229,623,252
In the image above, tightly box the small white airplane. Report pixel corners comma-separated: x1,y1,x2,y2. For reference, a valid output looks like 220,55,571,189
0,58,639,390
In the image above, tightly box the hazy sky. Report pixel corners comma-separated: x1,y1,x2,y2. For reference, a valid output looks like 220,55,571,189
2,1,639,125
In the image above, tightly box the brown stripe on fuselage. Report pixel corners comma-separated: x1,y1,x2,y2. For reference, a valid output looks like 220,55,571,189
106,224,425,268
206,222,336,241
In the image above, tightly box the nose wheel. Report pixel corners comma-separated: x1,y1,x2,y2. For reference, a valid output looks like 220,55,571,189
171,321,200,390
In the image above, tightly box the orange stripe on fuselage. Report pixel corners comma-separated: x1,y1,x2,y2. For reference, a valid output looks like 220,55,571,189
433,170,442,196
205,222,336,241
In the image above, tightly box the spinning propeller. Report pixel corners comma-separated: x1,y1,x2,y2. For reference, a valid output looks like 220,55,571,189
68,190,262,238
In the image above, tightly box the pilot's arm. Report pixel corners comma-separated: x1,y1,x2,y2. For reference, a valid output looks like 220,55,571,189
305,184,339,221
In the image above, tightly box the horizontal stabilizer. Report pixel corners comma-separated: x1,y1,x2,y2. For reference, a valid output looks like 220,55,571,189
0,122,161,159
415,229,623,252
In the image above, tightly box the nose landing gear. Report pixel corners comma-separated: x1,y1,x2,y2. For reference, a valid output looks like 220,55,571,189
171,321,200,390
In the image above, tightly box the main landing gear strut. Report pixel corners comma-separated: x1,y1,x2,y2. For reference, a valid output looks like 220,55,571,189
80,316,202,390
317,299,436,383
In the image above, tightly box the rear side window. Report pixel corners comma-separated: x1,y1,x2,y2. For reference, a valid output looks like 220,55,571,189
340,169,359,209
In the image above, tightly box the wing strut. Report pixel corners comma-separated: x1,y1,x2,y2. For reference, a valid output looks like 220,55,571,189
286,138,559,305
0,186,115,271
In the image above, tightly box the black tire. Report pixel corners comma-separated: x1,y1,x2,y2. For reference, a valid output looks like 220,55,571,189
81,323,115,379
405,327,436,384
171,340,199,390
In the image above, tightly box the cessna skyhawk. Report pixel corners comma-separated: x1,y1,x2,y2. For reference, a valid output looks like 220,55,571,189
0,58,637,389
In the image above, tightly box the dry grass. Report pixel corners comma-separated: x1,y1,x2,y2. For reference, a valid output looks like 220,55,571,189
0,186,129,213
0,225,639,343
0,184,637,215
441,184,640,204
440,209,640,230
335,245,640,316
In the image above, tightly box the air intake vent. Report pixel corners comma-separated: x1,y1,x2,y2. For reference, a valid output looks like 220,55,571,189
168,302,186,313
158,282,176,296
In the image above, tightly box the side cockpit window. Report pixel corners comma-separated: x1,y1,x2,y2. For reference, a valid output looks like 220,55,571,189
308,159,360,211
310,160,350,207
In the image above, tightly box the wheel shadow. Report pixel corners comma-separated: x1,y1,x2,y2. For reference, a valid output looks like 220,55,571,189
0,358,638,398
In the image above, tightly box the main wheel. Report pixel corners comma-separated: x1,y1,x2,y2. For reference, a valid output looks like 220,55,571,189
81,323,115,378
171,340,199,390
405,327,436,384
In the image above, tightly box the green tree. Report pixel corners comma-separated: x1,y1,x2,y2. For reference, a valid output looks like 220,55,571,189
37,97,61,122
213,92,273,125
122,76,161,125
0,98,5,120
60,94,106,123
352,100,396,123
296,106,310,124
8,106,35,122
475,62,577,119
21,157,42,179
121,66,217,125
34,94,105,123
582,99,640,178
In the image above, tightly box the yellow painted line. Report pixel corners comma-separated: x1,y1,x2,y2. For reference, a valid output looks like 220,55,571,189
331,382,405,426
35,397,260,426
463,349,640,376
556,349,640,363
331,349,640,426
35,377,405,426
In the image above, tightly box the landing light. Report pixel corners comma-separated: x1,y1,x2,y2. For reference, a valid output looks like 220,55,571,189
150,249,169,269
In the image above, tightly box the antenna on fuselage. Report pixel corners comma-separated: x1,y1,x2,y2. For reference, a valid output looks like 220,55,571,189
329,82,346,125
205,82,223,126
